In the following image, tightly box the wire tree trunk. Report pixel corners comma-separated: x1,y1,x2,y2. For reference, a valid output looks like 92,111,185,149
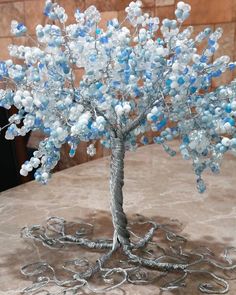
110,134,131,250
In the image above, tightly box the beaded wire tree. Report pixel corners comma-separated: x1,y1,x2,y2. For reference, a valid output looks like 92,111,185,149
1,0,236,293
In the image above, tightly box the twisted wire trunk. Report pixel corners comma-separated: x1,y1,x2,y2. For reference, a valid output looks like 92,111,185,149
110,135,131,249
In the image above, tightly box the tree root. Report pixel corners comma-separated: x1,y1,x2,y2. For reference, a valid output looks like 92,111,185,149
21,217,158,251
20,217,236,294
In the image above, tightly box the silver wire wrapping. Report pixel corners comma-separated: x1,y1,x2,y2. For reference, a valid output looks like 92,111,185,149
110,135,130,248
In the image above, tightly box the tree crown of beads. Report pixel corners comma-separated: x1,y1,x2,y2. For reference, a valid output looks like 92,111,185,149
1,0,236,192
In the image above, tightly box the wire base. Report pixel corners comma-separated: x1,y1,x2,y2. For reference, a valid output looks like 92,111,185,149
20,216,236,294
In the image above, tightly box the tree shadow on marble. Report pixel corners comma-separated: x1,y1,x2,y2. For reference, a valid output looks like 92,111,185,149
2,212,236,295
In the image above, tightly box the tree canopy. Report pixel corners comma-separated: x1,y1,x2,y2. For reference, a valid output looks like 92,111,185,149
0,0,236,193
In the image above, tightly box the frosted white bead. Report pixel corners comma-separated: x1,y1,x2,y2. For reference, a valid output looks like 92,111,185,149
222,137,230,147
14,95,21,104
171,81,179,89
5,59,13,66
96,116,105,124
20,168,28,176
87,144,96,156
231,101,236,111
115,105,123,117
123,104,131,114
224,122,232,132
25,164,33,172
177,1,186,10
42,172,49,179
5,131,14,140
32,158,40,168
156,47,165,56
56,127,63,135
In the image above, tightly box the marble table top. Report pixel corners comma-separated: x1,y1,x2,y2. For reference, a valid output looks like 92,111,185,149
0,142,236,295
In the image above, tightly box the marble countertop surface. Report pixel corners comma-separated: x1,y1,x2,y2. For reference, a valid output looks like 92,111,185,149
0,142,236,295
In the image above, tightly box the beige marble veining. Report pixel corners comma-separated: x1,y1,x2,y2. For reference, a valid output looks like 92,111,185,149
0,142,236,294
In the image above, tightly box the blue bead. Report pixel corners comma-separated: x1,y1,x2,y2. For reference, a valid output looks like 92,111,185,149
0,61,8,77
98,95,105,103
224,117,235,126
183,135,190,144
229,63,236,71
166,79,172,87
69,148,76,157
78,29,86,37
34,117,41,126
157,118,167,130
96,82,103,89
175,46,181,54
207,73,213,79
44,128,51,134
107,20,113,27
151,114,158,122
89,54,97,62
212,70,222,77
100,36,109,44
112,81,120,88
145,71,152,79
141,136,149,145
16,23,24,30
197,178,206,193
87,121,93,129
134,87,141,96
208,39,215,46
177,77,185,85
189,76,196,84
225,104,232,113
60,62,70,74
210,163,220,174
210,47,216,53
153,136,164,144
200,55,207,63
44,5,51,16
190,86,197,94
183,67,188,75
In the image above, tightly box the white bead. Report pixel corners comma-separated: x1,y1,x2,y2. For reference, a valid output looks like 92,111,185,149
5,59,13,66
42,172,49,179
123,104,131,114
151,106,158,114
14,95,21,104
171,81,179,89
222,137,230,147
96,116,105,124
172,62,180,72
5,131,14,140
224,122,232,132
20,168,28,176
56,127,63,135
115,105,123,117
32,158,40,168
156,47,165,56
139,28,146,35
231,101,236,111
26,164,33,172
177,1,186,10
